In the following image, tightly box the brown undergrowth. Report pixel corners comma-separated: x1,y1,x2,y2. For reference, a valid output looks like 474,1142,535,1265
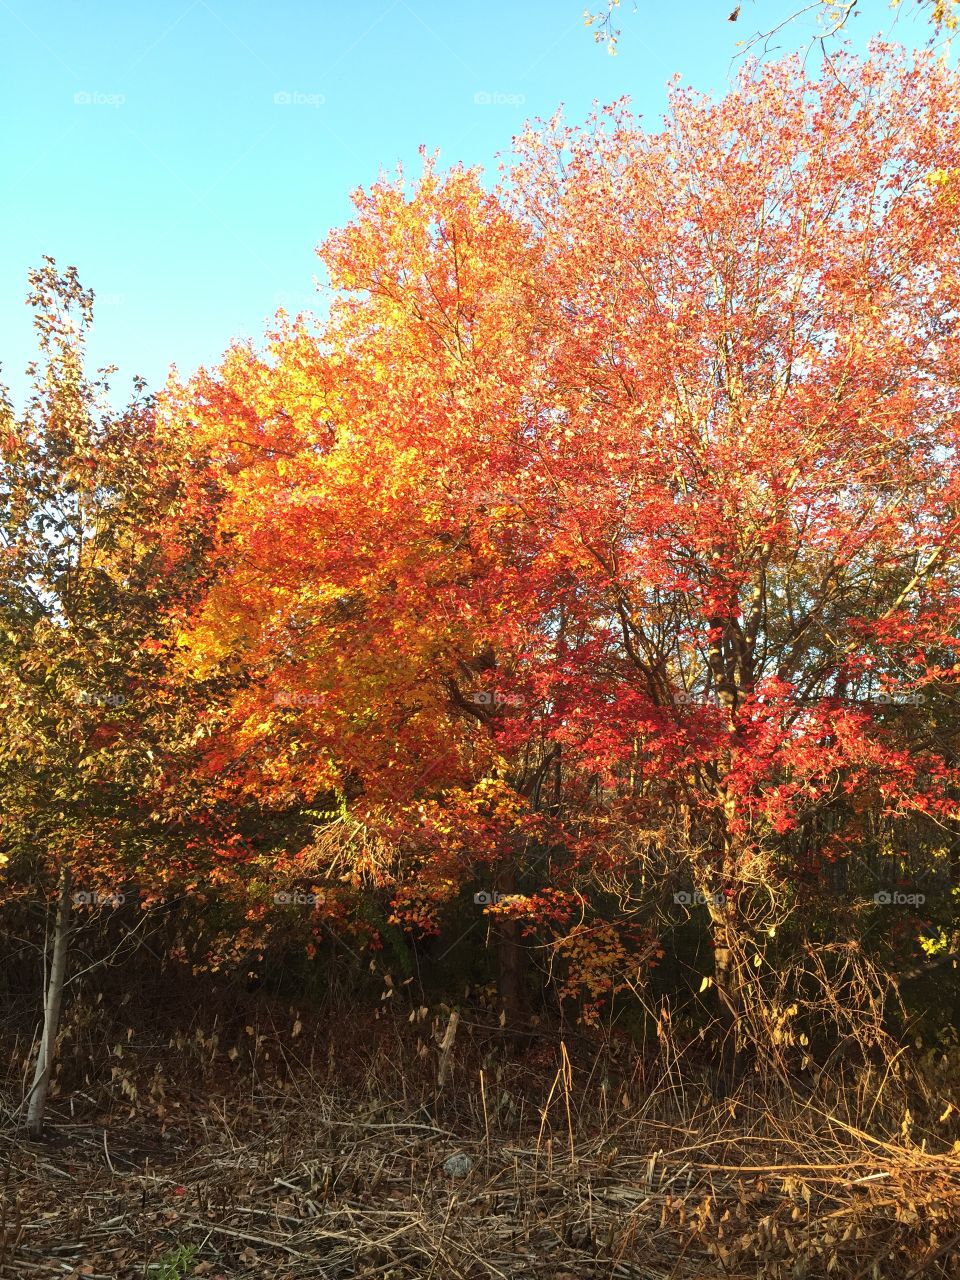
2,990,960,1279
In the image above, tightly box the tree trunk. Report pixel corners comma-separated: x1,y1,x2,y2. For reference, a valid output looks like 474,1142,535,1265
26,865,72,1139
495,862,527,1047
706,794,745,1091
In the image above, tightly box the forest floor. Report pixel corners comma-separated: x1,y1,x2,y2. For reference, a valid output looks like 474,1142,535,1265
4,1023,960,1280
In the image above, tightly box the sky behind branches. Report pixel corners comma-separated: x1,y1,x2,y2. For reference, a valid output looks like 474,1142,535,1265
0,0,949,406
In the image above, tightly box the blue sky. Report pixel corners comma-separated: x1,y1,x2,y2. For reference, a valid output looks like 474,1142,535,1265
0,0,948,407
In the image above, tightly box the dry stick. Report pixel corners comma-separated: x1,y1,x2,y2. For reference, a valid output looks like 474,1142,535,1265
183,1218,314,1261
560,1041,577,1178
424,1194,457,1280
435,1010,459,1090
355,1256,434,1280
25,866,72,1138
0,1112,23,1275
316,1117,454,1137
534,1064,563,1202
479,1069,491,1168
905,1230,960,1280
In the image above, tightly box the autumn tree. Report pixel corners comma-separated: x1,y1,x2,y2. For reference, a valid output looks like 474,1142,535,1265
170,46,960,1066
584,0,960,55
473,43,960,1059
0,261,223,1135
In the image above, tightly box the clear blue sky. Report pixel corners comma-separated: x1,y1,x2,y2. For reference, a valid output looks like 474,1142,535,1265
0,0,947,408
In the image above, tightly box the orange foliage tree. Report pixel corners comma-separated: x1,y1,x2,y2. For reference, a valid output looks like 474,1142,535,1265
166,46,960,1053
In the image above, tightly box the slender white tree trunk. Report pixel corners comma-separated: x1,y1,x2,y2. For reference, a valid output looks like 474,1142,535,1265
26,865,71,1139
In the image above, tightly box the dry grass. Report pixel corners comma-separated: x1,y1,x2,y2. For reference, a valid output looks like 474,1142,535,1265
3,1035,960,1280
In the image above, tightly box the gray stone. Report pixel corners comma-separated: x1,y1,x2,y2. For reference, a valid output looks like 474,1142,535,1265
443,1152,473,1178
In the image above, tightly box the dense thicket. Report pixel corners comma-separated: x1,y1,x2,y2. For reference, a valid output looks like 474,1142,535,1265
4,48,960,1134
